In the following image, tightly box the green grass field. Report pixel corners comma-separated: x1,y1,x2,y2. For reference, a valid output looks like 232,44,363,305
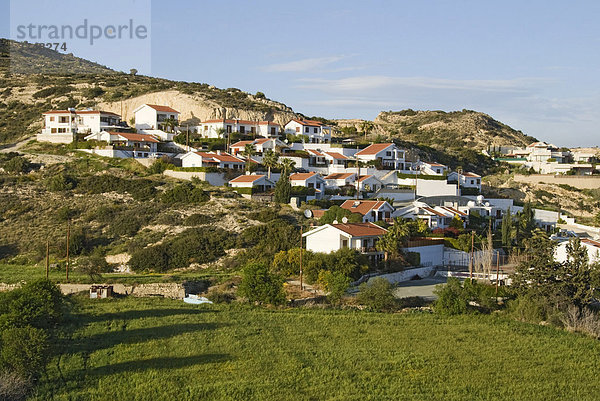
32,297,600,400
0,264,232,285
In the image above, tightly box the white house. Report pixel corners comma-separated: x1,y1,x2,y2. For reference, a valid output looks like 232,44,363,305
38,109,123,143
357,175,383,193
134,104,180,131
324,172,357,188
200,119,280,138
83,131,160,158
393,201,467,229
228,174,275,194
555,238,600,264
302,222,388,262
289,172,326,200
230,138,288,156
447,172,482,192
323,151,351,169
180,151,245,169
526,142,569,163
355,143,407,170
340,200,394,223
419,162,448,176
284,119,332,143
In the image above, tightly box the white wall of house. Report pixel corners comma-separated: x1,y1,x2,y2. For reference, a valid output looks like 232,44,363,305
134,105,179,131
404,244,444,267
555,241,600,264
304,226,349,254
415,179,459,197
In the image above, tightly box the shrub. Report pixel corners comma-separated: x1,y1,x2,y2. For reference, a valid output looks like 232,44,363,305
560,305,600,338
129,243,170,272
76,254,110,280
317,270,350,305
32,85,74,99
433,278,469,315
238,262,286,305
161,182,209,204
0,279,64,330
183,213,210,226
2,156,30,174
357,278,397,311
0,326,50,379
148,157,173,175
0,371,31,401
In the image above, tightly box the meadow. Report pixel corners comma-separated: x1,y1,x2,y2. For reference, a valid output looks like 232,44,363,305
32,297,600,400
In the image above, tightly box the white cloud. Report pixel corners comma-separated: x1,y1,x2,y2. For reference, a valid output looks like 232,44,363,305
262,56,346,72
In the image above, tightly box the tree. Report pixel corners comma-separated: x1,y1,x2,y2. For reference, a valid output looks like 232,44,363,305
360,120,374,140
161,117,177,133
449,214,464,230
255,91,265,99
516,202,535,246
262,149,279,179
274,169,291,204
129,68,138,76
357,278,397,311
318,270,350,305
216,127,225,140
238,262,286,305
76,254,109,280
279,157,295,174
0,326,50,379
501,208,513,249
242,144,256,171
319,205,362,225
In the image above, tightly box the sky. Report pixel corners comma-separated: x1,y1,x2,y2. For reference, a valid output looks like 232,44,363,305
1,0,600,146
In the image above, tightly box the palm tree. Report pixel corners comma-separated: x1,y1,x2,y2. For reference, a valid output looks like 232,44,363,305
360,120,374,140
161,117,177,133
263,149,279,179
216,127,225,140
242,144,256,171
279,158,296,175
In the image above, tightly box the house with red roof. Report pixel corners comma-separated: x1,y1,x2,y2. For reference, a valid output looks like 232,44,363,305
39,109,123,143
180,151,245,169
289,172,326,200
324,172,357,188
230,138,288,156
200,119,280,139
355,143,407,170
357,175,383,193
555,238,600,264
302,222,387,261
418,161,448,176
340,200,394,223
447,171,482,191
133,104,180,132
393,201,467,229
284,119,332,143
83,131,160,158
228,174,275,194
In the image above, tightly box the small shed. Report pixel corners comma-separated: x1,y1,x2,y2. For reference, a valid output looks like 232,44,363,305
90,285,113,299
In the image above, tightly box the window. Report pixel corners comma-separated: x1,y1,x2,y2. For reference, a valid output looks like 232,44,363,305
305,127,309,133
224,164,229,168
271,127,276,135
250,127,256,134
59,116,69,123
240,126,245,134
386,151,391,156
341,239,348,248
204,126,208,131
49,116,55,122
51,128,57,133
296,127,300,133
58,128,67,133
316,183,321,189
308,183,314,188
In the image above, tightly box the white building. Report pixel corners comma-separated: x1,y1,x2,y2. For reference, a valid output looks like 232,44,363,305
38,109,123,143
355,143,407,170
84,131,159,158
230,138,288,157
228,174,275,193
324,172,357,188
302,222,388,262
419,162,448,176
289,172,326,200
134,104,180,131
199,119,280,138
340,200,394,223
284,119,332,143
357,175,383,193
447,172,482,192
555,238,600,264
180,151,245,169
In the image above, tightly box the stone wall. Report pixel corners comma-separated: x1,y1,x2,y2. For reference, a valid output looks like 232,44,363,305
0,282,187,299
514,174,600,189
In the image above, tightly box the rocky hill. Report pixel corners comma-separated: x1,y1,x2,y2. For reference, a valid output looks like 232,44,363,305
0,39,299,144
336,109,537,151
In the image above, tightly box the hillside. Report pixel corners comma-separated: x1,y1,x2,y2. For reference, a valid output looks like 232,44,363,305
336,109,537,151
0,39,299,144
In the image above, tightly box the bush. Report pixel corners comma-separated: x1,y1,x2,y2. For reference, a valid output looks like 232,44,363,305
76,254,111,280
148,158,173,175
0,371,31,401
357,278,397,311
183,213,210,226
161,182,209,204
238,262,286,305
0,326,50,379
433,278,469,315
2,156,30,174
129,243,170,272
317,270,350,305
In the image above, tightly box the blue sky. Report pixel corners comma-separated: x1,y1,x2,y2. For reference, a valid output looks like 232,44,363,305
2,0,600,146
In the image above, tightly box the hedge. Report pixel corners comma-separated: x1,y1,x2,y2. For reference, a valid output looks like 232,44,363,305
397,172,447,180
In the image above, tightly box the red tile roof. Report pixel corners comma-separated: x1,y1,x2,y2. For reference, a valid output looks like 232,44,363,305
115,132,159,143
581,239,600,248
202,119,278,126
229,174,266,183
462,172,481,178
355,143,394,156
144,104,179,113
290,172,318,181
422,206,447,217
427,162,446,167
195,152,244,163
357,175,378,183
324,173,355,180
440,206,467,217
307,149,325,157
332,222,387,237
324,152,349,160
231,140,254,148
44,110,120,116
340,200,387,216
289,119,323,127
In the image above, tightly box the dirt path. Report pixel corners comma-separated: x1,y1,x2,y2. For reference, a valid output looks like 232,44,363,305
0,136,34,153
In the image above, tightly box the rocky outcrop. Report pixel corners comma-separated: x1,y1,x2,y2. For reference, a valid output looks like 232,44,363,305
97,90,298,127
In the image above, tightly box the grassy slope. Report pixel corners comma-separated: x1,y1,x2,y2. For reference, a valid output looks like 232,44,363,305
34,297,600,400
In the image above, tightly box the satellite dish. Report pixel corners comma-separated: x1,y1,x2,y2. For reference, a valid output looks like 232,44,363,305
304,209,313,218
341,216,348,223
333,219,339,224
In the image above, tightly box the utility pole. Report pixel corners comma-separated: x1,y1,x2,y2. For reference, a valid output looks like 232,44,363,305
186,125,189,149
469,230,474,282
45,240,50,279
355,145,360,200
66,220,70,282
299,225,303,291
495,251,500,301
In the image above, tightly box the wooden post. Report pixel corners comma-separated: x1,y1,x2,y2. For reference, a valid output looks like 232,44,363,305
355,146,360,200
45,240,50,279
299,225,303,291
66,221,70,282
469,230,474,282
495,251,500,301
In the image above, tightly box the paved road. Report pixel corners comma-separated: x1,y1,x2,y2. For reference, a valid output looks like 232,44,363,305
392,276,449,301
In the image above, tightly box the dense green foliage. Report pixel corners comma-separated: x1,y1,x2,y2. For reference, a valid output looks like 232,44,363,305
238,262,286,305
357,277,397,311
161,182,209,205
318,205,362,225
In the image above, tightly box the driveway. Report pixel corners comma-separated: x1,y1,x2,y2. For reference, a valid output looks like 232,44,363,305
392,276,449,301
